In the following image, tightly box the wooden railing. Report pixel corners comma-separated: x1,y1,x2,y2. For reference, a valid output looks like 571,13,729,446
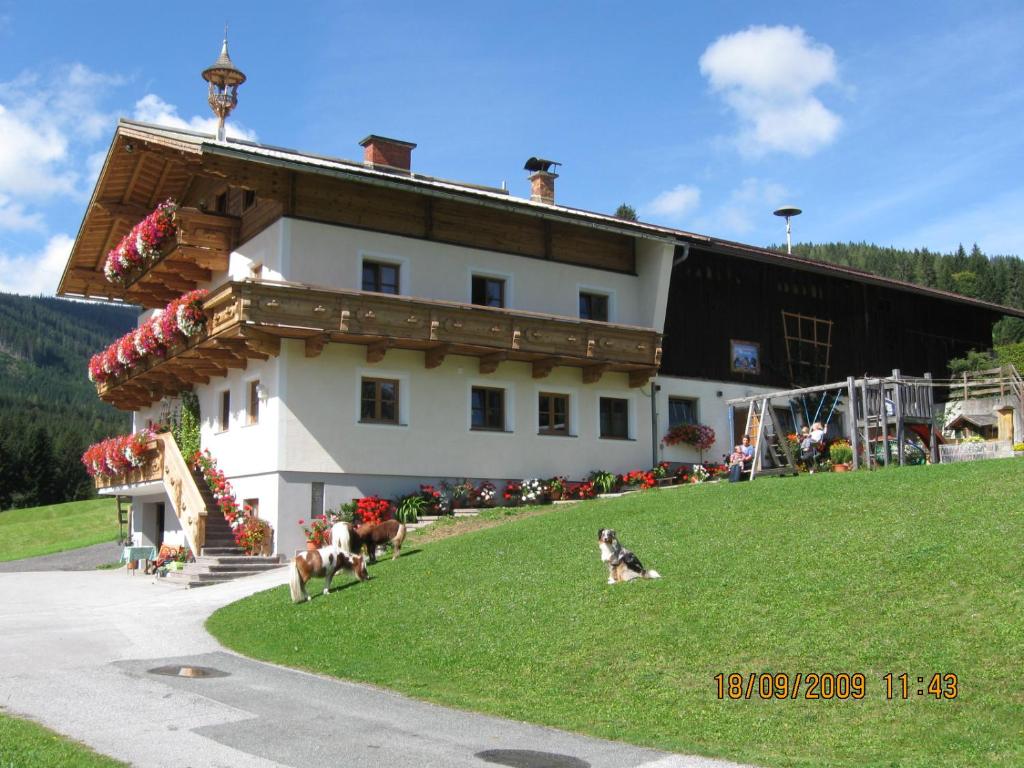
948,365,1023,404
93,433,210,551
96,280,663,409
207,279,663,372
120,208,239,308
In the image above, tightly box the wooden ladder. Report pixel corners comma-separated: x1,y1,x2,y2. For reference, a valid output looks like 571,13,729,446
745,399,799,480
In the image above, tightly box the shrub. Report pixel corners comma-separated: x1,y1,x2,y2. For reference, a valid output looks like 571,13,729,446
395,494,426,524
589,470,617,494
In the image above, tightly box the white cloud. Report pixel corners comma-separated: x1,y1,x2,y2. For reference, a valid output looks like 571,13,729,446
0,63,124,199
715,178,789,236
133,94,257,141
0,103,76,197
0,194,45,231
642,184,701,222
699,25,842,157
0,233,73,295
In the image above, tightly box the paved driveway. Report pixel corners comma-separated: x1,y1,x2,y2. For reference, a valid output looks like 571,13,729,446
0,568,753,768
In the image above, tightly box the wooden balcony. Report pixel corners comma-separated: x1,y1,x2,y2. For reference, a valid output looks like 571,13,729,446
67,207,239,309
93,441,163,490
92,433,211,553
96,280,663,410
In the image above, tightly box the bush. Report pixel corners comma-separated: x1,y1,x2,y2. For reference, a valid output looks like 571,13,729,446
395,494,426,524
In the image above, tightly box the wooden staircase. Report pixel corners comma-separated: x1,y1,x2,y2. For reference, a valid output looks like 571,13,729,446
162,463,281,587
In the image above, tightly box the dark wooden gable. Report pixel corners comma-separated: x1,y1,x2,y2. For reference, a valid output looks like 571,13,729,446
660,248,999,387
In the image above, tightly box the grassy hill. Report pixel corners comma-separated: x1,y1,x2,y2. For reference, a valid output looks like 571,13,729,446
0,293,136,509
209,460,1023,768
0,498,119,562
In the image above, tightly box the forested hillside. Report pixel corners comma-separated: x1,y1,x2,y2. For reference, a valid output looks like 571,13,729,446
789,241,1024,343
0,293,137,509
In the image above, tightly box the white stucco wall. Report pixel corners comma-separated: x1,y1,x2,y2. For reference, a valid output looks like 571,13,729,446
654,376,780,465
271,219,673,329
277,340,653,478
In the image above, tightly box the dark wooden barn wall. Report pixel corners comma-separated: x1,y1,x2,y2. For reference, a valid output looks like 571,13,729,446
660,249,999,387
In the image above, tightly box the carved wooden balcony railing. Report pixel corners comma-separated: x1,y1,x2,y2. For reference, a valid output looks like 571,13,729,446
93,433,210,551
71,207,239,309
96,280,663,410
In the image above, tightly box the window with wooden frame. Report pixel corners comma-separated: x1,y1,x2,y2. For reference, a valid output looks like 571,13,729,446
471,275,506,308
218,390,230,432
243,498,259,517
599,397,629,439
471,387,505,431
781,311,833,386
579,291,609,321
361,260,400,294
538,392,570,435
242,189,257,211
668,396,698,427
247,380,260,425
360,378,400,424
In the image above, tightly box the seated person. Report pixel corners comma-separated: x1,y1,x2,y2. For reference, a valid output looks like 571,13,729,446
728,445,747,482
147,545,179,573
740,435,754,468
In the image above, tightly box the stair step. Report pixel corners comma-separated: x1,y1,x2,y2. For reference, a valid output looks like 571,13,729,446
189,562,284,574
201,546,245,556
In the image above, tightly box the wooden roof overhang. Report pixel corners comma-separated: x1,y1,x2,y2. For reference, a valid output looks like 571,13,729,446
58,124,214,303
96,280,663,410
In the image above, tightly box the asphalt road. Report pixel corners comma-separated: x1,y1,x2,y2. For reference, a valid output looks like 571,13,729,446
0,566,754,768
0,540,122,572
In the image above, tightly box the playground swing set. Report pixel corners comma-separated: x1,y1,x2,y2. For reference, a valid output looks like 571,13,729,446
727,369,943,480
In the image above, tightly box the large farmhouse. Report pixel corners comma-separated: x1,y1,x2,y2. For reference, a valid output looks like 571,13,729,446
59,51,1021,558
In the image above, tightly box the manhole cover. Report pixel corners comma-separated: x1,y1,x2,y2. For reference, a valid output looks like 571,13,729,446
147,665,230,679
476,749,590,768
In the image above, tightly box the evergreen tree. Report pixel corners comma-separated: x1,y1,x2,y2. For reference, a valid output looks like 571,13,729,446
614,203,638,221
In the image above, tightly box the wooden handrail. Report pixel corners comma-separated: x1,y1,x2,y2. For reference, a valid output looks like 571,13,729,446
154,433,209,552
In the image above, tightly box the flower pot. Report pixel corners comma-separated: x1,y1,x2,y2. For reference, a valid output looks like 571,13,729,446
306,541,317,551
832,463,851,473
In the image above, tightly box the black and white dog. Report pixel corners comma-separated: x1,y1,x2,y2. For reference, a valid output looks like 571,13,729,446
597,528,661,584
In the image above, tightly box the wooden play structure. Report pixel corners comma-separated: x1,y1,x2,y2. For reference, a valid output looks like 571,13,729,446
727,369,942,479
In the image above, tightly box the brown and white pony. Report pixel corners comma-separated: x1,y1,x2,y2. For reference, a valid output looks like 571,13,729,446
331,520,407,564
289,546,368,603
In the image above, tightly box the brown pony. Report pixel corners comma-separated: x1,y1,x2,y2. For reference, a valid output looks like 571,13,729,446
331,520,407,564
289,546,368,603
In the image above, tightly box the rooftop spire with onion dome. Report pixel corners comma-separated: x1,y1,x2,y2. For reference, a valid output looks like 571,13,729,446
201,29,246,142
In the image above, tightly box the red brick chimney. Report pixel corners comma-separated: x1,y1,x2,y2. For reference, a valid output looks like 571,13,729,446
528,170,558,204
524,157,561,205
360,135,416,172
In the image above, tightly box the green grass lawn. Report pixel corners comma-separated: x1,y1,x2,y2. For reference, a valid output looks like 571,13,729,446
0,498,119,562
0,712,127,767
208,460,1024,767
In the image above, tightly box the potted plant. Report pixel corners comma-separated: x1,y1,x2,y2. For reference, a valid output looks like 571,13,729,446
395,493,426,524
546,476,568,501
652,461,674,487
299,516,331,549
829,440,854,472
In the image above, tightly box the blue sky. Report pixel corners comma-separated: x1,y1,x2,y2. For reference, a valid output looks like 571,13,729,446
1,0,1022,294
